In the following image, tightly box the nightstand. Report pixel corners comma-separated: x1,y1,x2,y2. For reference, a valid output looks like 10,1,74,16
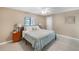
12,31,21,42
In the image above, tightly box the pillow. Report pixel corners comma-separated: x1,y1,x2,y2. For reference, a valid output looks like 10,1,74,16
24,26,32,31
35,26,40,30
24,26,40,31
32,26,40,30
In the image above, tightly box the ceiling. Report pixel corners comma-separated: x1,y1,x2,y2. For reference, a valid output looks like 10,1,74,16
8,7,79,16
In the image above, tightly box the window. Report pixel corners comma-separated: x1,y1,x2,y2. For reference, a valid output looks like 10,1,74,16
24,16,36,26
24,16,31,26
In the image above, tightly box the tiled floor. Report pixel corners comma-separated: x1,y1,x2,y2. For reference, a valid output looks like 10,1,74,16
0,36,79,51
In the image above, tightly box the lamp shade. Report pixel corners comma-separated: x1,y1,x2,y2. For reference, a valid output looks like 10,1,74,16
18,24,22,27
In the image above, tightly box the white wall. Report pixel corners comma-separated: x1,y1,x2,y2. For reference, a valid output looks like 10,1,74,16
53,10,79,39
0,8,46,43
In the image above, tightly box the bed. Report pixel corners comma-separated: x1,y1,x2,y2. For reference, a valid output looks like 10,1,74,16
22,26,56,51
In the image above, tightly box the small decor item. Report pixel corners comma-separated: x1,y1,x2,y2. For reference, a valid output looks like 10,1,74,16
65,16,75,24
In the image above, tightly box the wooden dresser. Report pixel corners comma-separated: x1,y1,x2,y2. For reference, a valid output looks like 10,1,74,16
12,27,24,42
12,31,21,42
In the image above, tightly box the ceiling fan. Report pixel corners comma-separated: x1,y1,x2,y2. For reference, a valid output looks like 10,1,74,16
41,7,52,15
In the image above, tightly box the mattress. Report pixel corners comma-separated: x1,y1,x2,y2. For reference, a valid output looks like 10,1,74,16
23,29,56,50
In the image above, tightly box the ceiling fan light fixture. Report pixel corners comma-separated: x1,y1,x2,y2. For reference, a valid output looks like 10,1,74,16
41,8,51,15
42,10,47,15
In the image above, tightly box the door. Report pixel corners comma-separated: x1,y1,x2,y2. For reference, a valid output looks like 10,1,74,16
46,16,53,30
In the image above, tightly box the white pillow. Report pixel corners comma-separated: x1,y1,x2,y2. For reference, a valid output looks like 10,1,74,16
24,26,40,31
32,26,40,30
24,26,32,31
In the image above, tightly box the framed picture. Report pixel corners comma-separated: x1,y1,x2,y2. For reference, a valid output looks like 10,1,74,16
65,16,75,24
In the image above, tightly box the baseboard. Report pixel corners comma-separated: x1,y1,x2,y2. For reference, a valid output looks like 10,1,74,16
0,40,12,45
57,34,79,40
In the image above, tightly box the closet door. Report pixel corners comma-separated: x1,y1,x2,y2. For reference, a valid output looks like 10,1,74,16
46,16,53,30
